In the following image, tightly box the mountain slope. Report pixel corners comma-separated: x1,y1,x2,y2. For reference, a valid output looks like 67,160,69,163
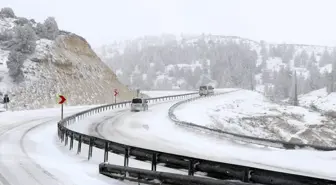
0,8,134,110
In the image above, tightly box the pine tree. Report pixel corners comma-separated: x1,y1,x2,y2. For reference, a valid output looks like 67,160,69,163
319,49,332,67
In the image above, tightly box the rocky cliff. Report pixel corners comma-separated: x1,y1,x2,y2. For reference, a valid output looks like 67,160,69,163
0,10,134,110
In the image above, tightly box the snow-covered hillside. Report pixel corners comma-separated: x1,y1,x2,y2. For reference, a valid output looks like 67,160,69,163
0,8,134,110
174,90,336,147
299,88,336,114
95,34,336,101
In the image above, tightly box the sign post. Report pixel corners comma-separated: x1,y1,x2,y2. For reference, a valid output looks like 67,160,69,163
136,89,140,97
114,89,119,104
58,95,67,120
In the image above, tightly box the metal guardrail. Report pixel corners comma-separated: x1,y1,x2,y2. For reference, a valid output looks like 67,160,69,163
57,92,336,185
168,90,336,151
99,163,250,185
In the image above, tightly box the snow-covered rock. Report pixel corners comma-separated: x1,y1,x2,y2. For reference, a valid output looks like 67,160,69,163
0,14,134,110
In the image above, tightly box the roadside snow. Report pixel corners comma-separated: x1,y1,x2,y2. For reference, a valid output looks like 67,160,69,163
174,89,336,146
143,89,235,98
143,90,197,98
299,88,336,113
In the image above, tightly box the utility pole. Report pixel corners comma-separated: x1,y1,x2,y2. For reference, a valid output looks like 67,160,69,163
250,70,254,91
293,71,298,106
61,103,64,120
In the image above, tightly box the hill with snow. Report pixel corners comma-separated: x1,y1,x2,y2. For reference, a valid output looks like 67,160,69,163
95,34,336,101
175,89,336,147
299,88,336,115
0,7,134,110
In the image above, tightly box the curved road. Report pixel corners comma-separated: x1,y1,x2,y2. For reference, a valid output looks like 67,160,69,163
83,94,336,181
0,106,134,185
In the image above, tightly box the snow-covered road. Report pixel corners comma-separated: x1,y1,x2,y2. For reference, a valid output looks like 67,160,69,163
3,89,336,185
0,106,134,185
70,93,336,182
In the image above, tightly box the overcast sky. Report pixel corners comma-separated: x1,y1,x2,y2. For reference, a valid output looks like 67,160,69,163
1,0,335,47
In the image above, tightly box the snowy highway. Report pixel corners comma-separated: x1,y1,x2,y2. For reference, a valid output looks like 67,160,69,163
1,90,336,185
69,90,336,182
0,106,135,185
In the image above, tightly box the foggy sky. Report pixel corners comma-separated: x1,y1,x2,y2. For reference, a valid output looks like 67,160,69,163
0,0,335,47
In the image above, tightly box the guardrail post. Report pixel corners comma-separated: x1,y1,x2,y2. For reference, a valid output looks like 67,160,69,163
61,129,65,142
70,132,74,150
104,141,109,162
57,127,61,139
65,132,68,146
88,138,93,160
77,135,82,154
188,159,194,176
243,168,251,182
124,147,129,167
151,153,157,171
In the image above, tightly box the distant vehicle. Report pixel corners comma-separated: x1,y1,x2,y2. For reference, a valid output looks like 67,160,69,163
207,85,215,95
131,98,148,112
199,85,215,96
199,86,208,96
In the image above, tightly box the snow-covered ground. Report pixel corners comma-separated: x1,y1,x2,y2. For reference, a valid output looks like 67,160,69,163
142,90,197,98
2,89,336,185
299,87,336,113
142,88,235,98
0,105,135,185
69,95,336,181
174,89,336,146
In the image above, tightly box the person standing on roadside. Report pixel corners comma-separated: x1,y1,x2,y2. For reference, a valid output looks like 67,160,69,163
3,94,9,110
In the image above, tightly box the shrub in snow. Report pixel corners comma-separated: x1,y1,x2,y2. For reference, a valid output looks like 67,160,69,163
7,51,26,82
0,30,13,42
14,17,29,26
43,17,59,40
0,7,16,18
34,23,47,38
12,24,37,54
30,19,36,24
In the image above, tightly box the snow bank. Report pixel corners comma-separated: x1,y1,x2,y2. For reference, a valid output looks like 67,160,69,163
300,88,336,113
142,90,197,98
174,89,336,146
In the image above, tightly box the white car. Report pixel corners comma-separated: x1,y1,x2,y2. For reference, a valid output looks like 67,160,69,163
130,98,148,112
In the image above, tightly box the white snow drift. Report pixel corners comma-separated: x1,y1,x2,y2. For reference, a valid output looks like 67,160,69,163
174,89,336,146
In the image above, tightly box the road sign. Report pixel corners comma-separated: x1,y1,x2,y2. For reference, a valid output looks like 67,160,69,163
58,95,66,104
58,95,66,120
114,89,119,96
113,89,119,103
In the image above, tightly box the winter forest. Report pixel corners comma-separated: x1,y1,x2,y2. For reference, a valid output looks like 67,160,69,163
96,35,336,102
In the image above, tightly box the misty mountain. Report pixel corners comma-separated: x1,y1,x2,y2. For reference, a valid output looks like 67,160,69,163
95,34,336,101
